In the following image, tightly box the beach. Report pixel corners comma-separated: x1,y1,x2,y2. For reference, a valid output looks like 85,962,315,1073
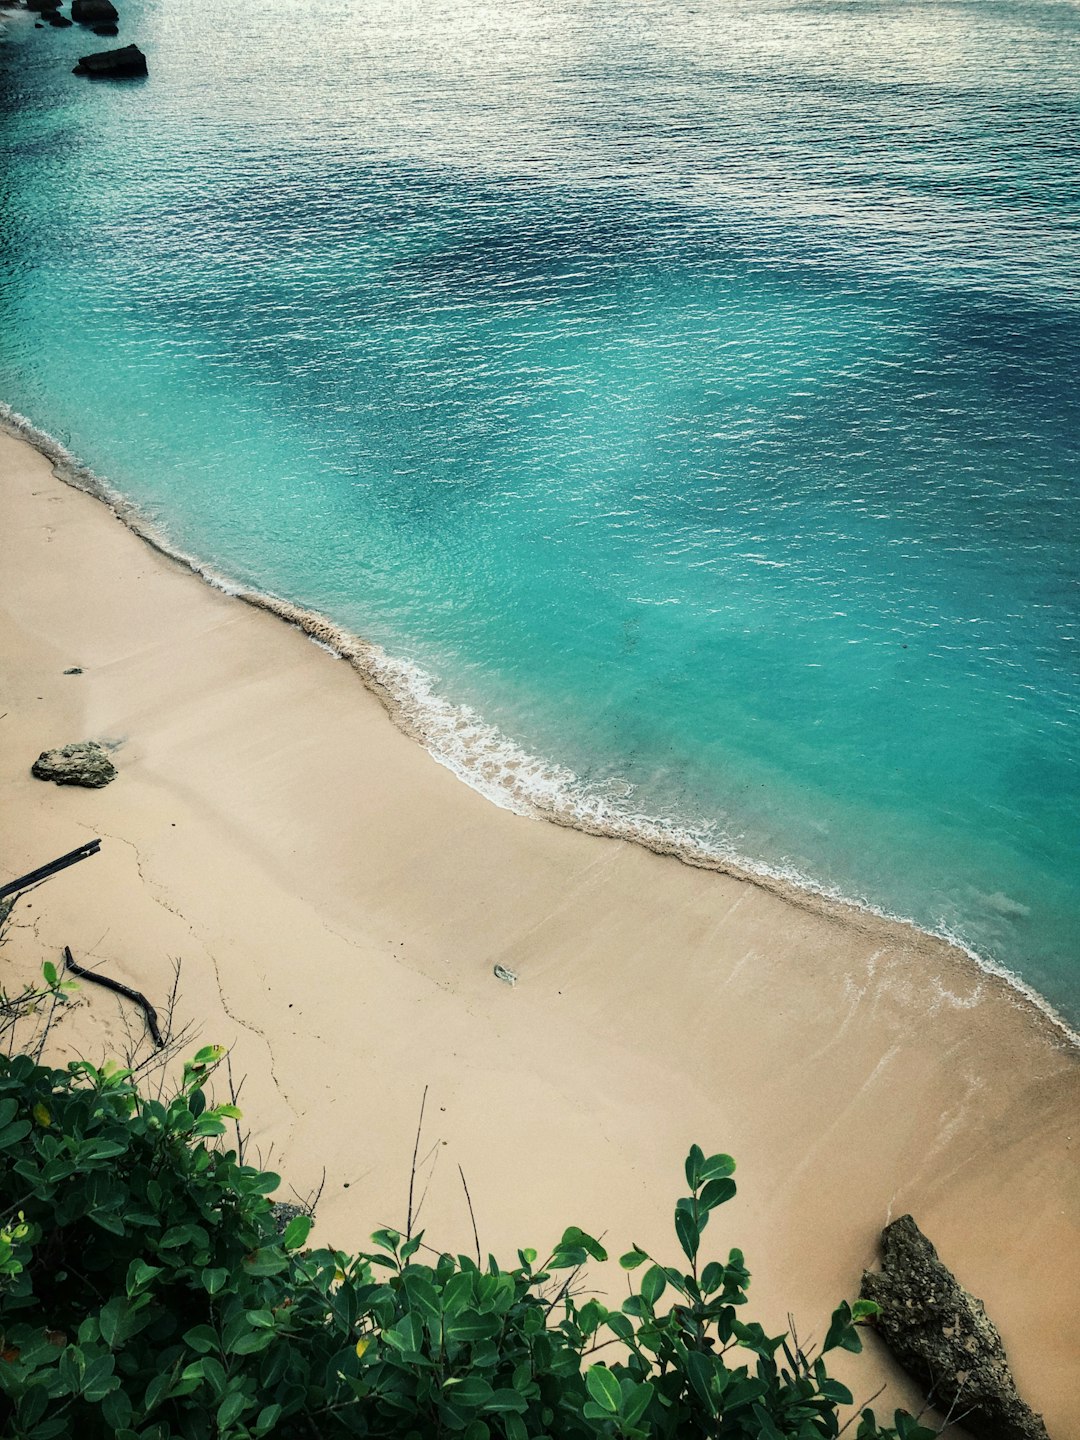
1,426,1077,1430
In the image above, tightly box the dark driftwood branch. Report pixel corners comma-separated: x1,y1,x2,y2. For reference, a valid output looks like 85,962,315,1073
64,945,164,1049
0,841,101,903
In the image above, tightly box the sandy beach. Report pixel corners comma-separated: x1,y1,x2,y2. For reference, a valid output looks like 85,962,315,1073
1,427,1077,1431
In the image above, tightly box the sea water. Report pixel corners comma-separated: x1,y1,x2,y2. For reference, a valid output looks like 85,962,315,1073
2,0,1078,1025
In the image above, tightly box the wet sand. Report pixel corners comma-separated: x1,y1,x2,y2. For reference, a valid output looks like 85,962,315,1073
1,428,1076,1431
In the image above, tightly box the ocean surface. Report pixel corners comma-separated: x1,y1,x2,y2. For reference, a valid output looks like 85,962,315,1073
2,0,1078,1026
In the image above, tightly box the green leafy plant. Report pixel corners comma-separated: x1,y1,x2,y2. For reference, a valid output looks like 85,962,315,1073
0,1052,935,1439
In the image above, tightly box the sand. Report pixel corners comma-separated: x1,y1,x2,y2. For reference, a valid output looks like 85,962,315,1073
1,427,1077,1432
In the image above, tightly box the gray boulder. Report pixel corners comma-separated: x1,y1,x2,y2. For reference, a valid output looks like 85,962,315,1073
73,42,145,76
31,741,117,789
861,1215,1049,1440
71,0,117,21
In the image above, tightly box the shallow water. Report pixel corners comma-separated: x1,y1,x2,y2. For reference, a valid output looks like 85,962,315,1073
2,0,1079,1023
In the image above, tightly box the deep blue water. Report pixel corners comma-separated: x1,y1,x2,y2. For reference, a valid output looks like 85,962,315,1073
2,0,1079,1024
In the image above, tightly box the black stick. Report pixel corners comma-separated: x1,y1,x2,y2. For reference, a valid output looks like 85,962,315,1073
0,841,101,903
64,946,164,1049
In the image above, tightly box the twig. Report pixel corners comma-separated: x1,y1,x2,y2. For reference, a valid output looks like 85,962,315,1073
406,1086,428,1242
458,1165,481,1267
225,1052,248,1164
837,1384,887,1437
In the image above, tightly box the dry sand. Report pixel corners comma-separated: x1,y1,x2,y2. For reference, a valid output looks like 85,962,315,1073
1,427,1077,1431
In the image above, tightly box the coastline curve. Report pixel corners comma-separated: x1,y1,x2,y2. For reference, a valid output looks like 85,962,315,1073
3,398,1076,1052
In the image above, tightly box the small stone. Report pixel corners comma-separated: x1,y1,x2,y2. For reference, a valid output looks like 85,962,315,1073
861,1215,1049,1440
31,741,117,789
493,963,518,987
63,667,83,675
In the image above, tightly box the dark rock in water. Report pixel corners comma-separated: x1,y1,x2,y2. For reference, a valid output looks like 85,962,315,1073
73,42,146,76
92,21,117,33
46,11,73,23
861,1216,1049,1440
71,0,117,21
26,0,62,12
31,741,117,789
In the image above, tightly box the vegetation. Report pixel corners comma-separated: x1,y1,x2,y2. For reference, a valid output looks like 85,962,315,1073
0,966,934,1440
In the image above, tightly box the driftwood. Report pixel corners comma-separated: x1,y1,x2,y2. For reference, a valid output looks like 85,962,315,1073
64,945,164,1050
0,840,101,903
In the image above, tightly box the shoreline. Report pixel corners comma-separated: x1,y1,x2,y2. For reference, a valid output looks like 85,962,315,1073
3,402,1076,1052
2,422,1078,1432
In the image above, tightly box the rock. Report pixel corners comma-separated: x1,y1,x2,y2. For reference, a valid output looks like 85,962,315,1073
861,1216,1049,1440
72,42,146,76
46,11,72,23
269,1202,306,1236
91,21,117,33
63,667,83,675
31,741,117,789
71,0,117,21
25,0,61,11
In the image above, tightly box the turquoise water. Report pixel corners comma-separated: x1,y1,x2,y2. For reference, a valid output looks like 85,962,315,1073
2,0,1079,1024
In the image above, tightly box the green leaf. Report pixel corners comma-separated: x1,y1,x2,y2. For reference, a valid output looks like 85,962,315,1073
752,1406,785,1440
699,1177,737,1212
446,1376,494,1408
585,1366,621,1414
619,1246,648,1270
217,1390,249,1431
558,1227,607,1263
230,1329,275,1356
483,1389,528,1414
640,1266,667,1309
282,1214,312,1250
144,1371,173,1413
0,1120,32,1150
674,1207,699,1264
183,1325,220,1356
254,1405,282,1436
621,1380,654,1427
698,1152,736,1182
201,1267,229,1295
822,1301,863,1355
101,1386,133,1431
684,1145,705,1189
243,1248,289,1277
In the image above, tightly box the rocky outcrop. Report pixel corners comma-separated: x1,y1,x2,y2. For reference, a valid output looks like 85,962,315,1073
71,0,117,22
72,42,145,76
861,1216,1049,1440
31,741,117,788
25,0,61,11
91,21,117,33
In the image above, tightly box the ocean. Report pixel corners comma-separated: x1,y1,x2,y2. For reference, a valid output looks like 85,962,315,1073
2,0,1078,1025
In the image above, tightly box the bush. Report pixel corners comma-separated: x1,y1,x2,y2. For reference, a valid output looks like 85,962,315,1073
0,1037,932,1440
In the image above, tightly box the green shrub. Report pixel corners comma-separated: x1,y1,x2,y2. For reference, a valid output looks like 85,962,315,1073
0,1040,932,1440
